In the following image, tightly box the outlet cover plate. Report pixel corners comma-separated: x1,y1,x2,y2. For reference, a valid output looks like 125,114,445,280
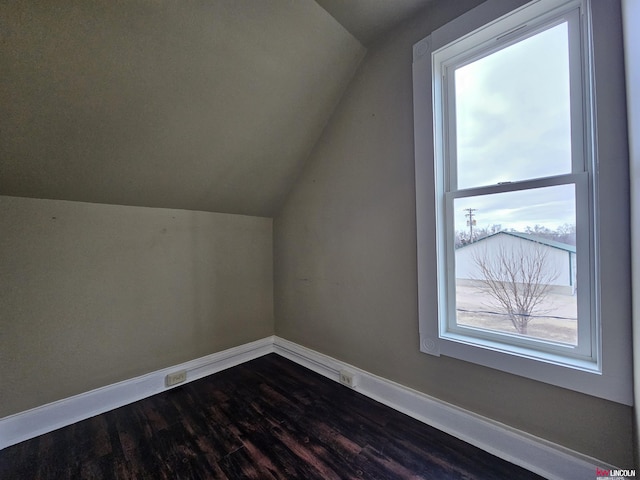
165,370,187,387
339,370,356,388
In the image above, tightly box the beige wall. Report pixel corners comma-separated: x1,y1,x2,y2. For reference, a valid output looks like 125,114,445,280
622,0,640,468
0,196,273,418
274,1,633,467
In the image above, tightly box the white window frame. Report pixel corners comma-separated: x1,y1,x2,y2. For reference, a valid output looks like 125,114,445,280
412,0,633,405
439,3,593,361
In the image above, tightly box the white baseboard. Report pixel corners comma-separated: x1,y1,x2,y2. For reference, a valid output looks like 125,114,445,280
0,336,274,451
1,335,616,480
272,336,617,480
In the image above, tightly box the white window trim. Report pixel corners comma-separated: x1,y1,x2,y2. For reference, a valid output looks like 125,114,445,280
413,0,633,405
438,2,593,360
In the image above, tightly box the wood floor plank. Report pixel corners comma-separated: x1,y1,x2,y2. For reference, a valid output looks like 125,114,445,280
0,354,544,479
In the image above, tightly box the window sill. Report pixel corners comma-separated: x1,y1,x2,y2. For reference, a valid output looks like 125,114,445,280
439,330,599,373
420,332,631,405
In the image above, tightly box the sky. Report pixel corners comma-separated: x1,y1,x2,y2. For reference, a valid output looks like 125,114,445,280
454,185,575,233
451,22,575,234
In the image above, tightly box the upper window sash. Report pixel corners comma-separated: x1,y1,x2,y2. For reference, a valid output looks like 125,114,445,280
436,5,586,194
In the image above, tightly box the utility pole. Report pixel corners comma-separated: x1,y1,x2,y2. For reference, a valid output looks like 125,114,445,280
464,208,477,243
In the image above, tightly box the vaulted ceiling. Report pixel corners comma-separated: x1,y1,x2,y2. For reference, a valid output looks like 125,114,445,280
0,0,432,217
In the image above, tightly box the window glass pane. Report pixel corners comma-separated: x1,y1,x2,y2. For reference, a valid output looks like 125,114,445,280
453,185,577,344
454,23,572,189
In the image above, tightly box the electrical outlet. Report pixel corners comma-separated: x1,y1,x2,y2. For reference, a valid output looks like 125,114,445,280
165,370,187,387
339,370,356,388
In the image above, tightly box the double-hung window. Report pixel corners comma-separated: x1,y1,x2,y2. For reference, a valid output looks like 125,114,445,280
413,0,632,404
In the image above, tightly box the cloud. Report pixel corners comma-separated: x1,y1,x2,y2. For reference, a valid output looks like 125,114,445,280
454,184,575,232
453,22,571,189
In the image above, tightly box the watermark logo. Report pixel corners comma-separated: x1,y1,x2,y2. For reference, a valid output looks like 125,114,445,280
596,467,636,480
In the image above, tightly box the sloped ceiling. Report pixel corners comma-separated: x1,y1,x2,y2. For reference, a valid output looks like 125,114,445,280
0,0,430,217
317,0,433,46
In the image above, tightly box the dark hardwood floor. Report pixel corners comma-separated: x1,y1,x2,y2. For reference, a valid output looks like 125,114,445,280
0,354,543,479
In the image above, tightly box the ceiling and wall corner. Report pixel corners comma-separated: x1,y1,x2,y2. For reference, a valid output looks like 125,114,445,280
0,1,359,217
0,0,437,217
315,0,436,46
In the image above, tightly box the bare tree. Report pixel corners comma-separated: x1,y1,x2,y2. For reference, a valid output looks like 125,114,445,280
472,244,559,335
